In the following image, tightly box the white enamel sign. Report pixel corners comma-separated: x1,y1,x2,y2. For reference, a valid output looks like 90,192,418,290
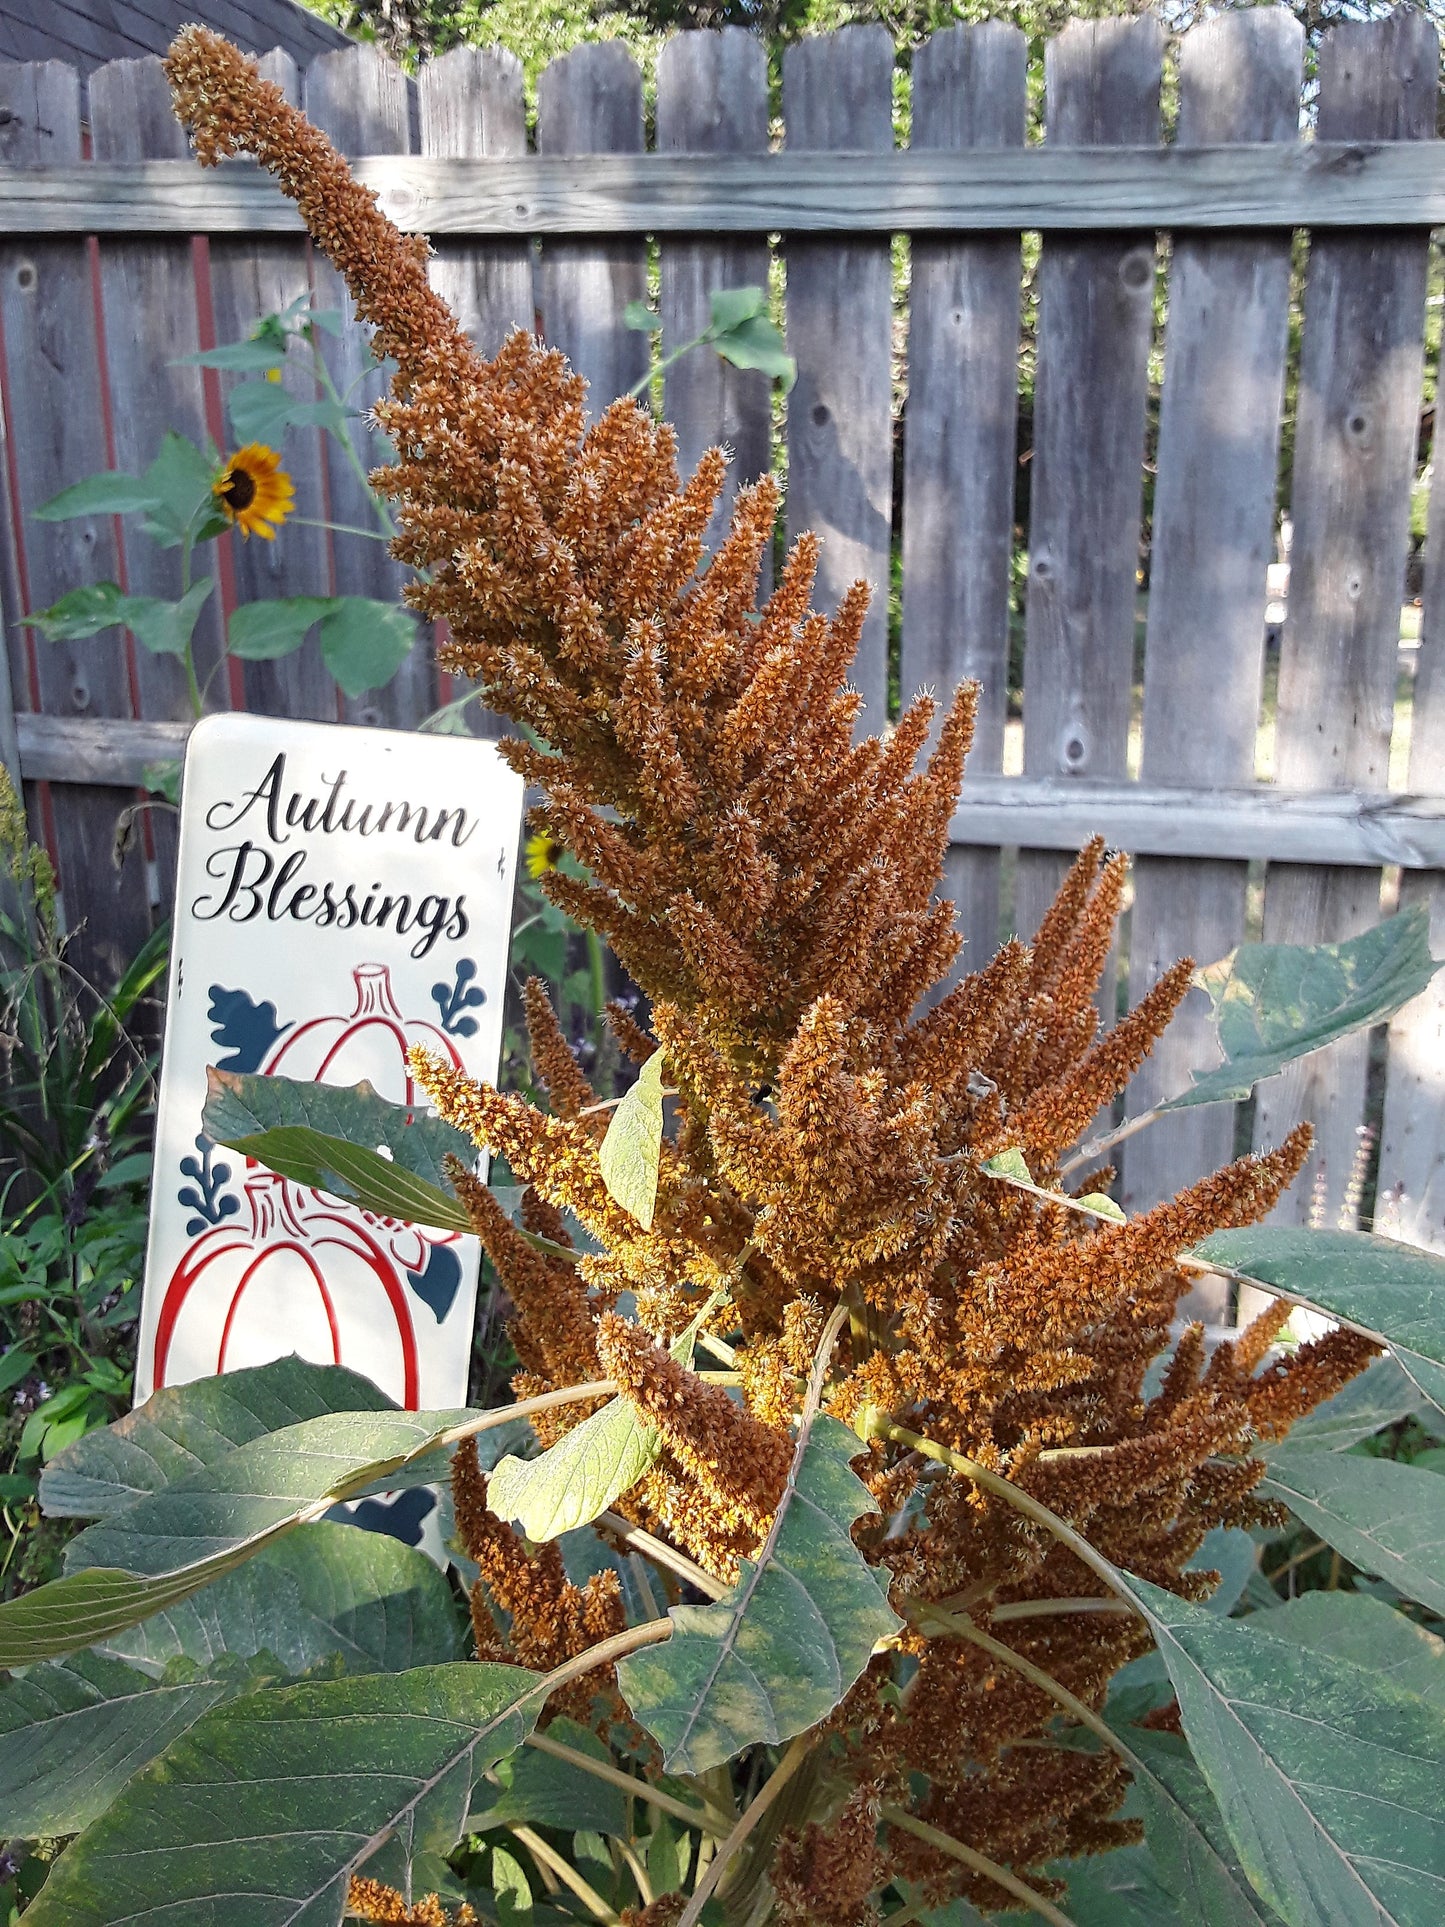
137,712,523,1417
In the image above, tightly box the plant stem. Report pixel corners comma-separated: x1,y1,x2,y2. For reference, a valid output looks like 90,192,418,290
178,535,203,719
309,340,397,538
676,1734,811,1927
586,926,607,1026
288,513,391,542
625,328,712,401
859,1413,1145,1618
435,1380,617,1450
511,1824,618,1921
524,1731,731,1838
617,1838,653,1907
597,1510,728,1600
988,1596,1133,1623
879,1808,1078,1927
1057,1105,1164,1181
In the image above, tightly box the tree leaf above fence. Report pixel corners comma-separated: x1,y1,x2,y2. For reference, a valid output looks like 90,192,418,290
1258,1450,1445,1616
598,1049,666,1230
1132,1576,1445,1927
96,1520,461,1678
1162,907,1439,1111
21,1662,542,1927
616,1414,899,1774
319,596,417,697
39,1354,397,1521
2,1403,476,1667
202,1068,476,1234
1191,1226,1445,1413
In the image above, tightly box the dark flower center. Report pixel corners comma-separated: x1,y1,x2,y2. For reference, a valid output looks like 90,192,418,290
221,467,257,511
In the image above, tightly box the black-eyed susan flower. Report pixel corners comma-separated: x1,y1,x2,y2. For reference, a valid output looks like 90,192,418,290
213,443,295,539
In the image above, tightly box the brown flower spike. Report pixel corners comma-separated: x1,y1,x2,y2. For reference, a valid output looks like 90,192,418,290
167,27,1373,1912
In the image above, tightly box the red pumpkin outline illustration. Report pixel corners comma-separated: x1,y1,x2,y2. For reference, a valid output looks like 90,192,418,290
153,1173,421,1407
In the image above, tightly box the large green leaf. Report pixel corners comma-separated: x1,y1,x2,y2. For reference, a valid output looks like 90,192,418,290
96,1521,460,1677
1264,1594,1445,1709
486,1304,710,1543
0,1650,231,1838
40,1355,396,1520
227,596,332,661
1164,909,1440,1111
598,1049,665,1230
1123,1727,1282,1926
32,470,161,520
2,1406,471,1667
203,1068,476,1234
1052,1843,1189,1927
1135,1576,1445,1927
1193,1227,1445,1412
616,1414,900,1774
23,1662,542,1927
1259,1450,1445,1615
318,596,416,698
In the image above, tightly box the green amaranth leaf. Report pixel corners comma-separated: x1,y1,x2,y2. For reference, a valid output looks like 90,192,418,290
203,1068,477,1235
468,1717,626,1838
22,1662,542,1927
0,1649,232,1838
1132,1575,1445,1927
1,1405,475,1668
1121,1727,1281,1926
1258,1450,1445,1615
981,1146,1032,1185
1078,1191,1126,1223
1264,1594,1445,1709
599,1050,666,1230
96,1519,460,1677
1270,1355,1426,1455
616,1414,900,1774
487,1301,711,1543
40,1354,397,1520
1192,1226,1445,1413
1164,908,1440,1111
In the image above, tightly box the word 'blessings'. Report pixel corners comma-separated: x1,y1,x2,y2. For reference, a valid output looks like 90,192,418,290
193,751,478,960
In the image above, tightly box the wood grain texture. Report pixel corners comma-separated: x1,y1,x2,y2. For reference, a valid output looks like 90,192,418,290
1121,10,1303,1265
205,52,335,725
656,29,772,564
903,21,1026,976
535,42,648,418
89,55,219,922
0,58,150,983
1255,10,1437,1230
304,45,428,733
1014,16,1162,976
8,144,1445,236
784,26,895,728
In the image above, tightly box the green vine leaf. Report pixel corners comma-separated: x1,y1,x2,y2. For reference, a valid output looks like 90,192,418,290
598,1049,666,1230
1164,908,1440,1111
21,1662,542,1927
616,1414,900,1774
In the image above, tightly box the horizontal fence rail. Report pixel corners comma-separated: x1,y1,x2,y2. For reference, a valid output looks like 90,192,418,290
1,144,1445,236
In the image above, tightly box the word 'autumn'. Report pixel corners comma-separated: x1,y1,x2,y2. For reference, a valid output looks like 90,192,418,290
193,752,472,959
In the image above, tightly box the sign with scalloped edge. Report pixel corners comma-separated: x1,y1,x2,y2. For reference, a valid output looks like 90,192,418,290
136,714,523,1500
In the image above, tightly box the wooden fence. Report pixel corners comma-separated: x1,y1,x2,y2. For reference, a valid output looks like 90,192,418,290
0,7,1443,1283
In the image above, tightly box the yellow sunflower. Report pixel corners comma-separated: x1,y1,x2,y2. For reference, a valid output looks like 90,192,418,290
213,443,295,539
524,830,561,880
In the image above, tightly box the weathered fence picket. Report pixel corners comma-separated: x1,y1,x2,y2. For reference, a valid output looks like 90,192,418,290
1,9,1444,1263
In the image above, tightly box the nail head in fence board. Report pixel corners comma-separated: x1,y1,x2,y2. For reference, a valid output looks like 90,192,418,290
304,45,427,733
205,51,335,724
0,57,151,985
13,145,1445,237
1014,17,1163,967
1255,10,1437,1231
535,43,648,418
89,55,221,925
903,21,1026,977
417,44,530,745
657,30,772,568
784,26,895,729
1122,10,1303,1275
1378,319,1445,1252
